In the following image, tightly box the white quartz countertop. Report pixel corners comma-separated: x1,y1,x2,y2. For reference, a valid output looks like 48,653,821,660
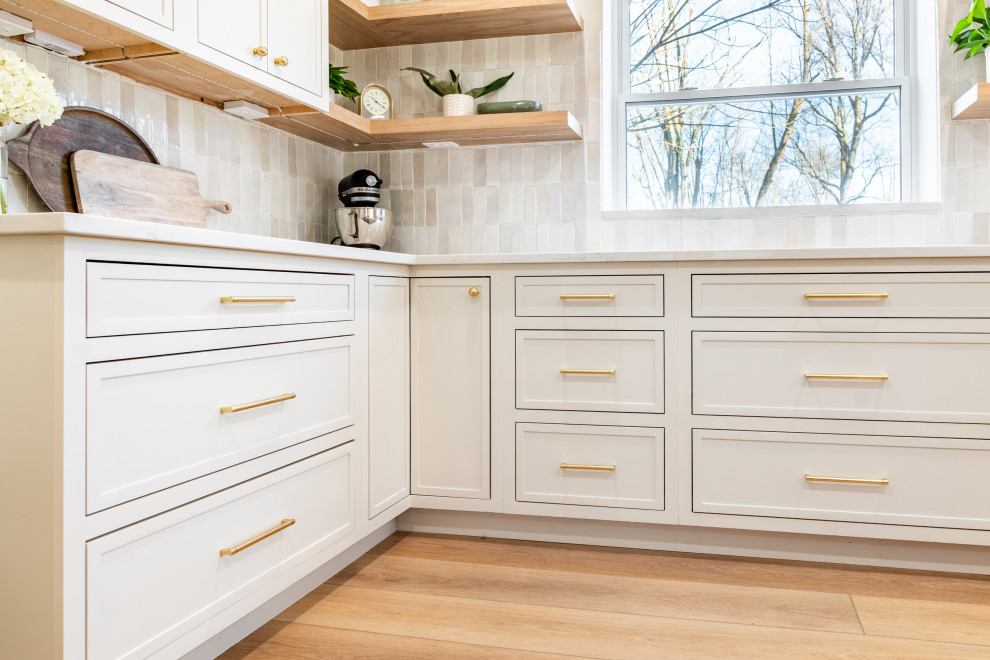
5,213,990,264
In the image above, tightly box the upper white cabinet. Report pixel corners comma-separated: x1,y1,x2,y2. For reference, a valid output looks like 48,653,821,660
368,277,411,517
197,0,265,68
411,277,491,500
267,0,323,94
197,0,323,95
108,0,174,28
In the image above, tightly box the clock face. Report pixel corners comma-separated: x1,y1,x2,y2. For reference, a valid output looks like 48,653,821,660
363,87,390,117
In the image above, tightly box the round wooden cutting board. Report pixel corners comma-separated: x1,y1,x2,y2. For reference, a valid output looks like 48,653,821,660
6,106,160,213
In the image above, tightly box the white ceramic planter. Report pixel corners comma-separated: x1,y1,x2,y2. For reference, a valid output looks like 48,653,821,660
442,94,475,117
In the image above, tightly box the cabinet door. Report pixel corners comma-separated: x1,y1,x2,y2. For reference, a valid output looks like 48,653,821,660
107,0,174,28
369,277,410,518
198,0,265,69
411,278,491,499
267,0,323,94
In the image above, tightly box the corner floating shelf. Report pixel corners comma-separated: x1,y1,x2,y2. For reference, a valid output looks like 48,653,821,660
952,83,990,120
258,106,584,151
329,0,584,51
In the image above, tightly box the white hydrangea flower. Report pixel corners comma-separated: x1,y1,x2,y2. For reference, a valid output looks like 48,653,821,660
0,47,64,128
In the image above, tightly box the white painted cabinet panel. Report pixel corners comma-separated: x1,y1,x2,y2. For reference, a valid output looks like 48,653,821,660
516,330,664,413
108,0,174,28
515,275,664,317
87,262,353,336
693,429,990,529
87,337,354,512
693,272,990,318
86,446,354,660
197,0,265,68
411,278,490,499
368,277,410,517
517,424,664,510
693,331,990,423
267,0,323,94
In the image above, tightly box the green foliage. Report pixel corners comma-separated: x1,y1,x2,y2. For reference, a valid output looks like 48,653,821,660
402,67,514,99
950,0,990,60
329,64,360,101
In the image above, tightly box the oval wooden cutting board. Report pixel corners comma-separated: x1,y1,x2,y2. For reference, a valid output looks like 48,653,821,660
7,106,159,213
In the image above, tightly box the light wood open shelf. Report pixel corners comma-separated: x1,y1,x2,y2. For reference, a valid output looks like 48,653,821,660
952,83,990,120
329,0,584,51
259,107,583,151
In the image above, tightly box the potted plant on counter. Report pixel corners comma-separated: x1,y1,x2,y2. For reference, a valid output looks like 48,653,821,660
403,67,514,117
950,0,990,79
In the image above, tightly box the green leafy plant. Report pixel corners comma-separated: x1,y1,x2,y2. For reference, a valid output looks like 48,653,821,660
402,67,514,98
329,64,360,102
950,0,990,59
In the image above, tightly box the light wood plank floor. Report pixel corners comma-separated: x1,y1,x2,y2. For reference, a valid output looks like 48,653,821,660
222,532,990,659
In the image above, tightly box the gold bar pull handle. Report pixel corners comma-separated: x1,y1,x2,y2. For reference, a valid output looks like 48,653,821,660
220,296,296,303
560,293,616,300
805,373,888,381
804,293,888,299
805,475,889,486
220,518,295,556
220,393,296,414
560,369,616,375
561,463,616,471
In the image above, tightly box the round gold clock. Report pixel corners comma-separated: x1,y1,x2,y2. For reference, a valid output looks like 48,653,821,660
359,83,393,120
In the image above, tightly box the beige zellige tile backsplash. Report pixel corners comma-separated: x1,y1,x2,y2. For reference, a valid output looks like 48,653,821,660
3,0,990,254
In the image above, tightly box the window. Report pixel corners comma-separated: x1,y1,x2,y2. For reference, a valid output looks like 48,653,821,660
611,0,932,211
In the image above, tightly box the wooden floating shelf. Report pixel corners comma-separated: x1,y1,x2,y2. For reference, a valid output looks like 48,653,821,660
952,83,990,120
330,0,584,51
258,107,583,151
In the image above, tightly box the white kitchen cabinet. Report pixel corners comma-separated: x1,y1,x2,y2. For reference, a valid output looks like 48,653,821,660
87,262,354,336
368,277,410,517
107,0,173,28
411,277,491,499
516,330,665,414
266,0,323,94
693,331,990,424
87,446,354,660
693,429,990,530
87,337,354,513
517,423,664,510
197,0,323,95
198,0,265,68
0,222,411,659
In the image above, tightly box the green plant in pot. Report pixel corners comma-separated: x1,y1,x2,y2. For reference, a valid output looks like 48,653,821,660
950,0,990,78
403,67,514,117
329,64,360,105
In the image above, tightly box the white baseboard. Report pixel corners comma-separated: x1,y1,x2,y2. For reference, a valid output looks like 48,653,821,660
398,509,990,575
182,520,397,660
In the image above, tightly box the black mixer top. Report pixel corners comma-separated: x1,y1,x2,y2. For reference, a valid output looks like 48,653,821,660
338,169,383,207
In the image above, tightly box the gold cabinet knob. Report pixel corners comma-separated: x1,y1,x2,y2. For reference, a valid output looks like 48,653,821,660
273,56,289,67
252,46,268,56
469,287,480,297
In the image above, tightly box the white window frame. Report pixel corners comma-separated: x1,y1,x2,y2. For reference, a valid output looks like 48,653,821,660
604,0,938,213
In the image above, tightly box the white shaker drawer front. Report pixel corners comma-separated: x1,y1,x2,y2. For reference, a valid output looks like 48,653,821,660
87,446,354,660
87,337,354,513
87,262,354,337
516,331,664,413
517,424,664,510
692,272,990,318
693,429,990,529
693,332,990,424
516,275,663,317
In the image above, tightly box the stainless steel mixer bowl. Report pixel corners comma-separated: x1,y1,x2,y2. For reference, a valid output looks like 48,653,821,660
333,207,393,249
